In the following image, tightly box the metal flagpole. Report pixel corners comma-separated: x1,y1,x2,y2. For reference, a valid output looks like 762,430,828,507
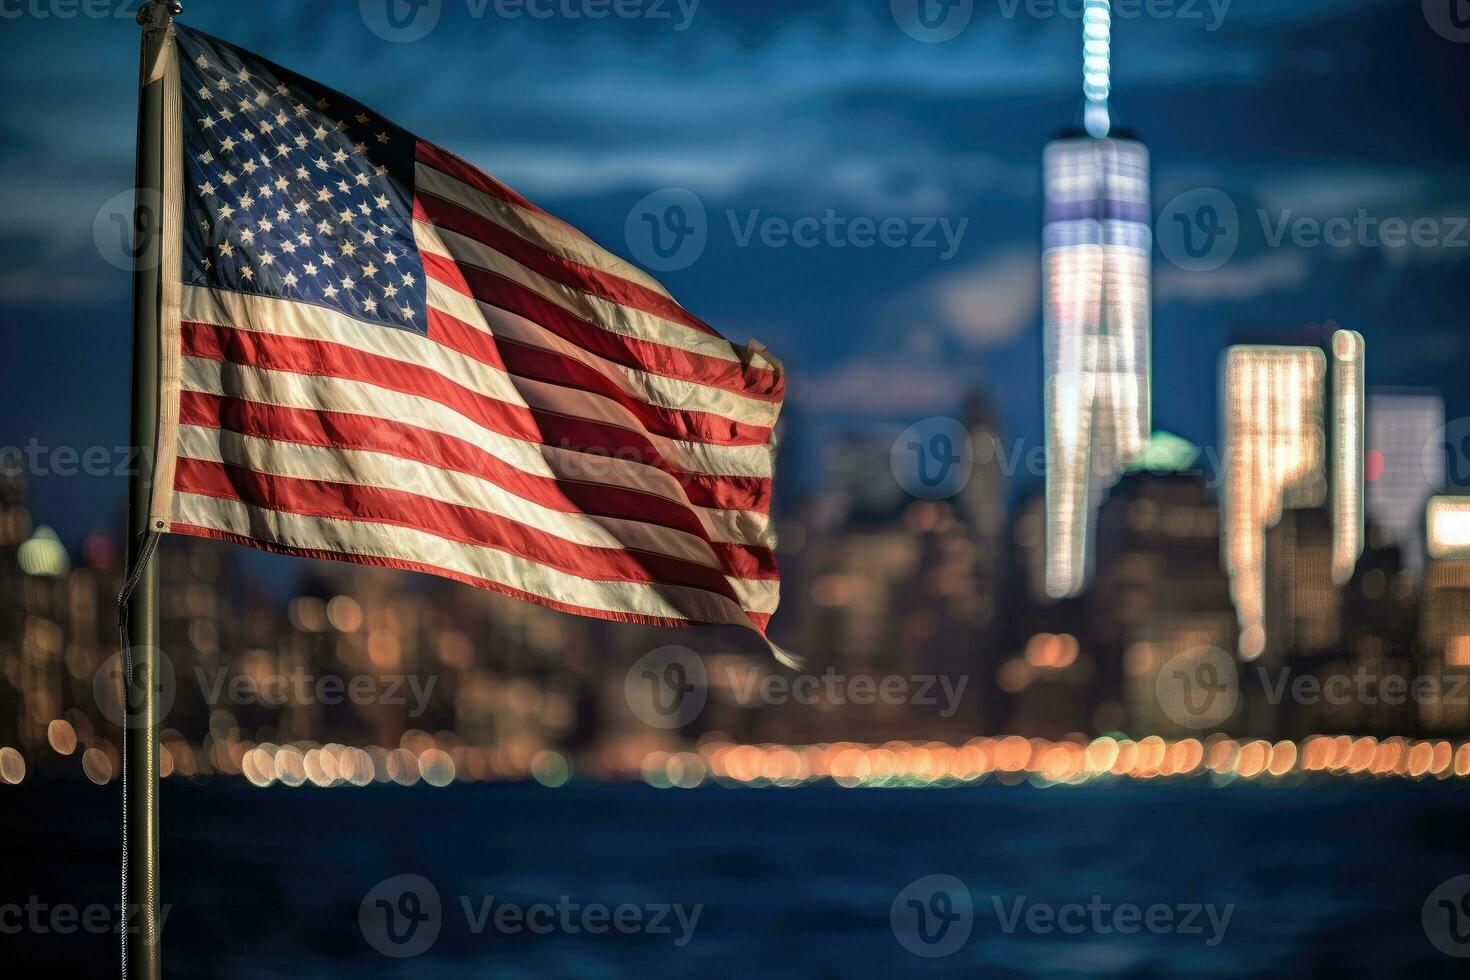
122,3,178,978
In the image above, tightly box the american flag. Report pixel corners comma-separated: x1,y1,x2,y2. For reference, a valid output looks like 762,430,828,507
151,25,788,658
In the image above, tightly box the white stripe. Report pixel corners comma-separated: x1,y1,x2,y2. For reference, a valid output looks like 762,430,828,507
177,423,720,570
181,286,773,478
425,277,779,428
413,217,743,366
414,160,673,300
172,490,762,626
179,355,774,549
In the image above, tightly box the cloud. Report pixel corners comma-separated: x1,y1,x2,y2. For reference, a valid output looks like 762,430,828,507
1155,249,1309,303
892,247,1039,351
801,356,968,417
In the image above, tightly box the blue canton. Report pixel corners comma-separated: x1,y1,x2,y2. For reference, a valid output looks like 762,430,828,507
175,26,427,334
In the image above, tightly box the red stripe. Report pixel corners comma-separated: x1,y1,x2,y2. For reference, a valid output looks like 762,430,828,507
414,191,718,337
174,457,752,606
176,390,779,579
416,141,549,218
172,523,742,631
421,250,783,401
425,305,771,446
181,320,774,514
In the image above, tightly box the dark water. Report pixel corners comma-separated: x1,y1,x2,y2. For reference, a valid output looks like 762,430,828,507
4,780,1469,977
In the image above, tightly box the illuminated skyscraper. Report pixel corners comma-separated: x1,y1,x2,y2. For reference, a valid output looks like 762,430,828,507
1367,389,1444,572
1329,330,1365,585
1042,0,1151,598
1221,346,1327,659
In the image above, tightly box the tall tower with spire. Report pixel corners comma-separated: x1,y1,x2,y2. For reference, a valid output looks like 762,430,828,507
1041,0,1152,598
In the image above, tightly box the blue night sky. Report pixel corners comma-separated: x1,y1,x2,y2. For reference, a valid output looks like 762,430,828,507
2,0,1468,546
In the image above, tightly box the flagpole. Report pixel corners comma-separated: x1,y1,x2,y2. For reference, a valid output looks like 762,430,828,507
123,3,178,978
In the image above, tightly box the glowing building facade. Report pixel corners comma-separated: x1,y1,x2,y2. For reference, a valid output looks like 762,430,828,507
1329,330,1366,585
1041,137,1151,596
1367,390,1444,572
1221,346,1327,659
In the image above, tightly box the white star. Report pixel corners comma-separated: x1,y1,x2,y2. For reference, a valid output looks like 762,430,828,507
361,229,378,246
218,241,234,257
316,187,333,203
194,55,210,69
361,261,377,278
376,131,390,143
323,283,338,298
382,250,398,265
312,124,327,141
354,172,371,187
259,249,275,266
282,271,299,287
238,228,255,244
217,203,235,220
384,284,398,298
363,297,378,314
197,181,216,196
200,116,216,130
401,272,415,287
355,112,370,124
373,194,390,211
239,265,254,282
340,241,357,256
319,252,335,268
219,137,236,153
